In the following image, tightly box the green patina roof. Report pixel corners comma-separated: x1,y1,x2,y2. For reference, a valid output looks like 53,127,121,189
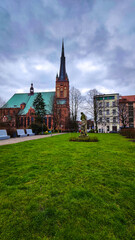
2,92,55,115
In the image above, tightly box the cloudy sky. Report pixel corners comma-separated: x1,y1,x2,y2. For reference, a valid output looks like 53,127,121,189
0,0,135,101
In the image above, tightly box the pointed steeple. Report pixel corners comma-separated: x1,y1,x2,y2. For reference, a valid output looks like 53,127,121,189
61,39,65,57
59,40,67,81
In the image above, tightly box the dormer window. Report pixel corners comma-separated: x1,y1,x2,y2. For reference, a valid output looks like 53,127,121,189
20,103,26,110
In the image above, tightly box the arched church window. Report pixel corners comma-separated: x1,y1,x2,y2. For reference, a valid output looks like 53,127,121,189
31,117,34,123
24,117,26,127
28,117,30,126
64,87,67,97
44,117,47,126
21,117,23,126
57,87,60,97
60,91,63,97
49,117,51,129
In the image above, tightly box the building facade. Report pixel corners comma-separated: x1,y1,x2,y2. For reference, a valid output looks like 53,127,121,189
119,95,135,128
95,93,120,133
0,42,70,131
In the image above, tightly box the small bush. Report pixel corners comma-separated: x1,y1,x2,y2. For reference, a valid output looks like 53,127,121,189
69,136,98,142
120,128,135,139
53,129,61,133
29,123,48,134
0,122,10,128
54,129,58,133
89,129,95,133
7,128,17,138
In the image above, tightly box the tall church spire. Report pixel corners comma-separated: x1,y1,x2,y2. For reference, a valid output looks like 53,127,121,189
61,39,65,57
55,41,70,131
59,40,67,81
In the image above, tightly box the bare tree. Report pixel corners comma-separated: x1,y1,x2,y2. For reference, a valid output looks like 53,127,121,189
70,86,82,121
85,89,100,116
85,89,101,131
119,100,129,128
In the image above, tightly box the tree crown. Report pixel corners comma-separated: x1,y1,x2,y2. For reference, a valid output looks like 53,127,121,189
33,93,46,117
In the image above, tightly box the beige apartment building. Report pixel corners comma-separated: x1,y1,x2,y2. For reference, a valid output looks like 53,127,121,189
95,93,120,133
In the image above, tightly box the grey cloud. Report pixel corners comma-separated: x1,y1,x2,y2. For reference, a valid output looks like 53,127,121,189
90,26,110,54
0,0,63,59
0,0,135,101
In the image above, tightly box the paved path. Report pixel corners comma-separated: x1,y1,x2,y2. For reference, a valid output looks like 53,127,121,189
0,133,65,146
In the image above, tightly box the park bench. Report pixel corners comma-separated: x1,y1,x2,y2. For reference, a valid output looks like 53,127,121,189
17,129,27,137
26,129,35,136
0,130,10,140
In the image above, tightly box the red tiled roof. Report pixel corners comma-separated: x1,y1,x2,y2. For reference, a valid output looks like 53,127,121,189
121,95,135,102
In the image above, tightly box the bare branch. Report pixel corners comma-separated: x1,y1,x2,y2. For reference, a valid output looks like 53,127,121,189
85,89,101,117
119,100,129,128
70,86,82,121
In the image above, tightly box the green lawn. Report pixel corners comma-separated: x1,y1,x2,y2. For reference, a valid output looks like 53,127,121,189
0,133,135,240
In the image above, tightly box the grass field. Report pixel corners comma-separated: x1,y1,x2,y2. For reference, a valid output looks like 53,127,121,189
0,133,135,240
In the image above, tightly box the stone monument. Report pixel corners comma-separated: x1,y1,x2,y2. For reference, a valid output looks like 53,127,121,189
80,112,87,137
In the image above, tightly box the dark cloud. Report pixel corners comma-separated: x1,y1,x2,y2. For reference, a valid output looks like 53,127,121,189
0,0,135,101
91,26,110,54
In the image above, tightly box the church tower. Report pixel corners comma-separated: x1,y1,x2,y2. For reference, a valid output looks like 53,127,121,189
55,41,70,131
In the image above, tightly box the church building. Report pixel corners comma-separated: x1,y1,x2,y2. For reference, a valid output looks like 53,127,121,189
0,42,70,131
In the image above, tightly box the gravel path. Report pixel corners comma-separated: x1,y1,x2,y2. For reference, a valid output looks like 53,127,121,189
0,133,65,146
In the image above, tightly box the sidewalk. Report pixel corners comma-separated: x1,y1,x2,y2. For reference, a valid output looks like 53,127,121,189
0,133,65,146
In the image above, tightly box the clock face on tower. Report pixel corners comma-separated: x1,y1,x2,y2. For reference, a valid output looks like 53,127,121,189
56,99,66,105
